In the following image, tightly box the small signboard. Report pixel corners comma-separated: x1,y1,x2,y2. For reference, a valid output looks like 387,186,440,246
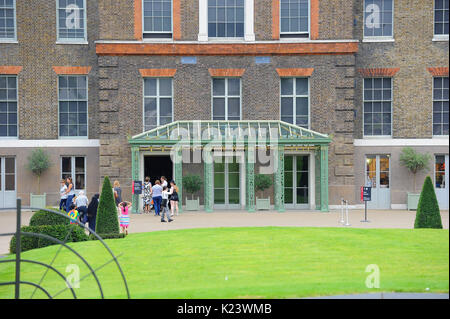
361,186,372,202
132,181,143,195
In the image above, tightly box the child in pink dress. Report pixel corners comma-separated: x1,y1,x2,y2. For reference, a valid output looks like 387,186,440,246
118,201,131,235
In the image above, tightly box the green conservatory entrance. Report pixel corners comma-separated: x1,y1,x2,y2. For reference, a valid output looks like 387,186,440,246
128,121,331,213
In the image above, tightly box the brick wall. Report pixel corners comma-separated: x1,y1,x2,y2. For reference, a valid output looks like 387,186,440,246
96,0,356,41
318,0,355,40
97,54,356,203
354,0,449,139
0,0,100,140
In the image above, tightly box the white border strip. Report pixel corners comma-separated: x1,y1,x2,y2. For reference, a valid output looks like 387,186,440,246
354,138,449,147
0,139,100,148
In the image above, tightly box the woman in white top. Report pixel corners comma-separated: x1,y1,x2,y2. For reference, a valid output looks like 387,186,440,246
161,186,173,223
64,177,75,213
59,179,68,211
161,176,168,188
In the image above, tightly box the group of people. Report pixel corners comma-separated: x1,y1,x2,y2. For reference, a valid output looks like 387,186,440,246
58,176,179,236
142,176,179,223
59,177,99,232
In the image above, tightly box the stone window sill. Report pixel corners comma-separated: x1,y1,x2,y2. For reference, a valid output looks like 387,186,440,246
56,41,89,45
362,38,395,43
432,36,449,42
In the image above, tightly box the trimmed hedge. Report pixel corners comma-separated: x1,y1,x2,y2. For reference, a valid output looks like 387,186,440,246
89,233,126,241
96,176,120,235
29,207,70,227
10,225,89,254
414,176,443,229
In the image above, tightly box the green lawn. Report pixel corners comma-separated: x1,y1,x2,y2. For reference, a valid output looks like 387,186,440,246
0,227,448,299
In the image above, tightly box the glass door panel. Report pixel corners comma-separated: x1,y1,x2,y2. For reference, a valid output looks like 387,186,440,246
214,162,225,204
366,155,390,209
296,156,309,204
284,155,309,208
365,156,377,187
284,156,294,204
0,157,16,208
379,156,390,189
214,157,241,208
435,155,449,210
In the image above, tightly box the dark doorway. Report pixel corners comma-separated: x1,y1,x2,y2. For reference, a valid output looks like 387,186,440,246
144,156,173,184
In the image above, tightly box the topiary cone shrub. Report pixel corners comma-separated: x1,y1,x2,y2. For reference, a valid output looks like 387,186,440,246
96,176,120,235
414,176,443,229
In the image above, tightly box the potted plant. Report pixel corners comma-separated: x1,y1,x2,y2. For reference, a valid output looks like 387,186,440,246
27,148,52,209
183,174,202,211
255,174,273,210
399,147,431,211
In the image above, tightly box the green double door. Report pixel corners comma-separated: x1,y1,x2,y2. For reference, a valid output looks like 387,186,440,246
214,157,241,209
284,155,310,209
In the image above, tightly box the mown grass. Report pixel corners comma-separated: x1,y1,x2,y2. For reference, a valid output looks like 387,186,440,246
0,227,448,299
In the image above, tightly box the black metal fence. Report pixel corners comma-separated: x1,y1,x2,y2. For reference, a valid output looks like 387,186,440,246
0,199,130,299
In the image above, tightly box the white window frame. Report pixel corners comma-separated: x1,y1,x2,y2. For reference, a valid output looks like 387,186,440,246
362,77,393,138
198,0,254,42
142,77,174,131
57,75,89,139
0,0,16,42
142,0,173,38
279,0,311,39
211,77,242,121
434,154,446,187
365,154,391,189
279,77,310,129
56,0,88,43
60,156,86,191
0,75,19,139
0,157,16,194
433,0,449,41
432,76,449,137
363,0,394,42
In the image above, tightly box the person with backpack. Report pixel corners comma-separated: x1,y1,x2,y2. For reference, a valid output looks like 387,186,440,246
113,180,122,207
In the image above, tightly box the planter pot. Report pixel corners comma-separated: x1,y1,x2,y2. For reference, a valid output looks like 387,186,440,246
186,198,200,211
256,197,271,211
30,193,46,209
407,193,420,211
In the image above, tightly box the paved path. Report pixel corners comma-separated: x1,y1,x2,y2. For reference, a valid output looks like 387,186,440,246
0,209,448,255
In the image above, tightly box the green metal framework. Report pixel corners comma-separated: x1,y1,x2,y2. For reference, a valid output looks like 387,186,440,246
128,120,331,213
